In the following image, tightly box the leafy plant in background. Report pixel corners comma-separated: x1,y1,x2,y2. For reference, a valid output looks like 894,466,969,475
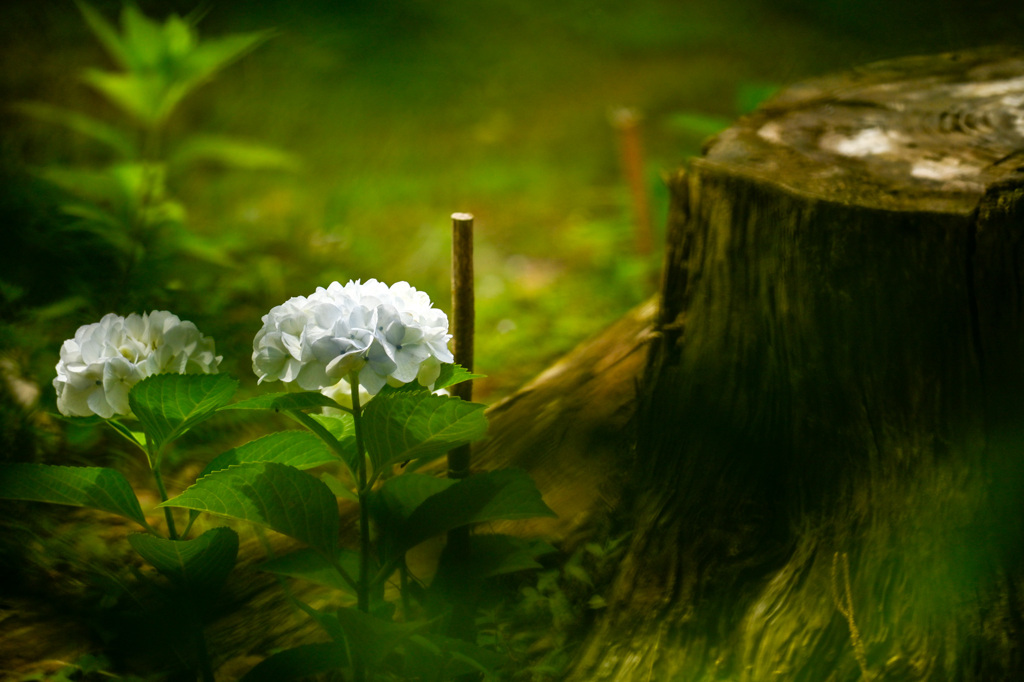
12,1,297,315
664,81,779,144
477,534,628,681
0,279,557,681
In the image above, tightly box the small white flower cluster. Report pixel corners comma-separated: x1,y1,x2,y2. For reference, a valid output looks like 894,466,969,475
53,311,221,418
252,279,454,397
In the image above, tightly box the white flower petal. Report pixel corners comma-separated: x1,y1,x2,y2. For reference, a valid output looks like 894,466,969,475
55,311,219,418
252,279,453,397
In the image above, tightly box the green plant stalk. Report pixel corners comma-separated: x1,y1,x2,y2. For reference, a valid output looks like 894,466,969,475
284,409,356,475
194,624,216,682
281,410,360,593
349,372,371,612
350,372,370,682
400,562,411,621
103,420,162,535
116,125,164,310
147,441,179,540
145,435,213,681
322,550,359,594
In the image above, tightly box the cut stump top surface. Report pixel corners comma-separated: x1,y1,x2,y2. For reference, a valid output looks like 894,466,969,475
708,47,1024,214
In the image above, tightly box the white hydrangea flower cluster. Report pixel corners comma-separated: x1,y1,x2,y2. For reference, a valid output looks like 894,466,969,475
252,279,454,396
53,311,221,419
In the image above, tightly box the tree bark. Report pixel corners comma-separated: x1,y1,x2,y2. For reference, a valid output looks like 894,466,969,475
570,47,1024,681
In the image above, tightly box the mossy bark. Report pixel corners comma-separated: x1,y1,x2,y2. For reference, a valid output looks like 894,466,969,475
569,47,1024,681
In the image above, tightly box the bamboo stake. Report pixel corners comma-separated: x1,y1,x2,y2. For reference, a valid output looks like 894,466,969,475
448,211,475,477
612,108,654,256
447,211,475,643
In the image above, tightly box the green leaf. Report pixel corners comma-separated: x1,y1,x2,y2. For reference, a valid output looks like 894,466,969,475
129,373,238,453
121,4,165,69
199,431,337,479
35,166,124,206
12,102,137,157
457,534,556,579
174,230,236,268
434,363,486,391
430,535,555,606
564,563,594,587
362,392,488,474
372,473,456,524
178,31,272,87
319,473,357,501
369,474,457,564
187,431,337,531
665,112,732,138
308,412,355,439
240,642,349,682
330,606,430,667
82,69,165,127
164,15,195,58
128,526,238,601
397,469,556,554
40,163,168,229
135,31,271,127
736,81,780,114
404,634,507,678
161,462,339,555
60,202,127,234
0,463,146,527
257,547,359,594
75,0,130,68
308,413,358,469
168,134,301,173
105,419,146,450
223,391,342,413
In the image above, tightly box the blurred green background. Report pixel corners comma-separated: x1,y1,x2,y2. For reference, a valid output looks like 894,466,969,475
1,0,1021,412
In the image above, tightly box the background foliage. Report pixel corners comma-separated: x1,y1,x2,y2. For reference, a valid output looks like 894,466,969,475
3,0,1019,411
0,0,1021,676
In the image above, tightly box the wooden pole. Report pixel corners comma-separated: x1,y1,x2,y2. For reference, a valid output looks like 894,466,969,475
447,212,475,643
448,211,475,476
612,108,654,256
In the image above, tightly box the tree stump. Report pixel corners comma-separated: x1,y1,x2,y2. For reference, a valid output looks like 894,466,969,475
570,47,1024,681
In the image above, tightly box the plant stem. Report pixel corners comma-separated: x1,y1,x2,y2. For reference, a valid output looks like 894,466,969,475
350,372,370,682
148,443,178,540
281,411,362,593
349,373,371,612
194,625,216,682
400,562,411,621
116,124,164,309
284,409,357,476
